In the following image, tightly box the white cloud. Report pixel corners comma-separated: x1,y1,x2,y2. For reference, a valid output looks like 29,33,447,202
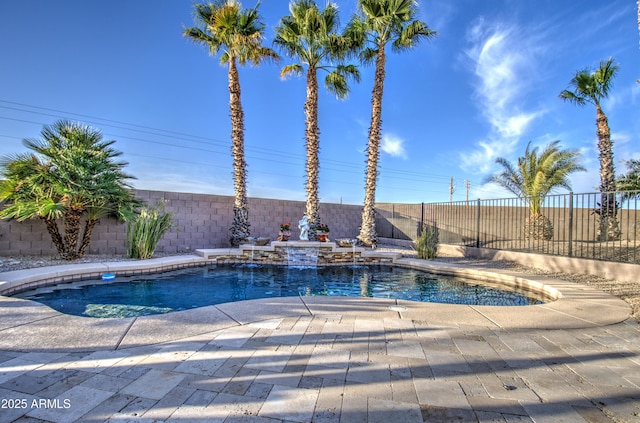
612,131,632,147
460,137,519,174
381,133,407,159
459,18,547,174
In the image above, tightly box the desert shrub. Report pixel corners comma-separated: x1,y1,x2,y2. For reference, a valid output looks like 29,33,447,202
127,201,173,259
414,225,439,260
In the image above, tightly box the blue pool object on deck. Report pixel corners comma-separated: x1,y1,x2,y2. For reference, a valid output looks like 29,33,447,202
101,273,115,281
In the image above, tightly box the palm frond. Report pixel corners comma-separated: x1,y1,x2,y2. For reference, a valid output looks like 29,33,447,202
560,58,619,107
392,19,436,52
325,70,348,99
183,26,222,56
594,57,618,96
617,159,640,201
359,47,379,65
336,64,361,84
280,63,304,80
559,89,586,106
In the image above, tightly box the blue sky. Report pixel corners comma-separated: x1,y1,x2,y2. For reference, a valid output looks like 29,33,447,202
0,0,638,205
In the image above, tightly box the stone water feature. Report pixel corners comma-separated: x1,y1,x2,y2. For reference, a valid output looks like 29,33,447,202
196,240,401,266
286,246,319,267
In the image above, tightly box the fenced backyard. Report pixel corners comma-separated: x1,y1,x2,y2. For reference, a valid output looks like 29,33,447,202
375,191,640,264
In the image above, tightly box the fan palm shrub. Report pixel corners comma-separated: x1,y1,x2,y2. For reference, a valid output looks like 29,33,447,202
184,0,279,246
347,0,436,247
274,0,361,240
484,141,585,240
0,120,139,259
559,57,620,241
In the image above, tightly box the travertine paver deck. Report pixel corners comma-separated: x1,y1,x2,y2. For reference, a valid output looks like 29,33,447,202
0,257,639,422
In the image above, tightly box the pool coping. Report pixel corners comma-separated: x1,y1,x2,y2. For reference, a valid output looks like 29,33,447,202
0,254,631,352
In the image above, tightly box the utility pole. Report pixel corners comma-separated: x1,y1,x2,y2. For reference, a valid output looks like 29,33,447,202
449,177,455,203
465,180,471,204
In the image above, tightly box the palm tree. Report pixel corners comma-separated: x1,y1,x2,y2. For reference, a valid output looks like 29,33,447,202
0,120,139,260
484,141,585,240
184,0,279,247
559,57,620,241
348,0,436,247
274,0,360,240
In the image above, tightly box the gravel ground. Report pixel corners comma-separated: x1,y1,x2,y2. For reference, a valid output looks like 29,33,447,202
2,245,639,322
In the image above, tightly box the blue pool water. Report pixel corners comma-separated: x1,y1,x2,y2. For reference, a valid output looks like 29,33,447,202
15,264,545,318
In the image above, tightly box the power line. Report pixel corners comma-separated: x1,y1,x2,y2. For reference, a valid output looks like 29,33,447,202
0,100,481,198
0,100,454,182
0,127,449,194
0,126,453,187
123,152,444,194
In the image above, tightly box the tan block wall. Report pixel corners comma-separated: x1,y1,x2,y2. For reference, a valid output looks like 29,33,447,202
0,190,363,256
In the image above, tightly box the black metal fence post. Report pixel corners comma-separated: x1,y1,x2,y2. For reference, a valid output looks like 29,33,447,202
568,192,573,257
420,202,424,236
476,198,481,248
391,203,395,239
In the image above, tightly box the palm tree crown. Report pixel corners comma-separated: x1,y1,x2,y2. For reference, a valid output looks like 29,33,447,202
349,0,436,247
274,0,360,239
185,0,278,67
351,0,434,54
184,0,278,246
559,58,618,109
484,141,585,215
274,0,360,97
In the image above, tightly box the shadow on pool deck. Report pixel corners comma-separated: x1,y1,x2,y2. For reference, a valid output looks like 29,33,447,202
0,255,631,352
0,256,639,422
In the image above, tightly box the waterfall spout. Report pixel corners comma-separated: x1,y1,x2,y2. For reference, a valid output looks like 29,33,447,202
286,247,319,268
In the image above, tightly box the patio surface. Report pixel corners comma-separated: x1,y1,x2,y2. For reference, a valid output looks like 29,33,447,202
0,255,639,422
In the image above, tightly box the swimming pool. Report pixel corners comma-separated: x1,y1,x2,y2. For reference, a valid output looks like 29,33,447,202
14,264,547,318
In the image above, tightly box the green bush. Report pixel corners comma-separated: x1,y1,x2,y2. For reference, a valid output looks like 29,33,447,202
414,225,439,260
127,201,173,259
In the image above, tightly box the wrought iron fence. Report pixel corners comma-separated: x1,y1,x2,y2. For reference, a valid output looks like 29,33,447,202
375,191,640,264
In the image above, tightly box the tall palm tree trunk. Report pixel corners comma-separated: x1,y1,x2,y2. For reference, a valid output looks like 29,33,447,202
228,58,251,246
305,68,321,240
595,105,621,241
358,47,386,248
